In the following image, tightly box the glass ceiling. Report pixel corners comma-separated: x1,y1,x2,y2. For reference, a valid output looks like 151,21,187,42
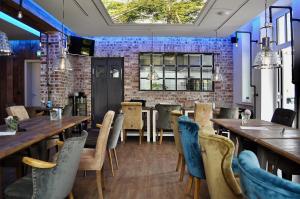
101,0,207,24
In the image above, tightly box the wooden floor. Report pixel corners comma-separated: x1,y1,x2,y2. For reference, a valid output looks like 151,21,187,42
73,138,210,199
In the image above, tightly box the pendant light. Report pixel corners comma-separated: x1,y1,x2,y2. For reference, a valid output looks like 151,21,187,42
146,33,159,81
0,31,12,56
212,31,223,82
253,0,281,69
53,0,72,72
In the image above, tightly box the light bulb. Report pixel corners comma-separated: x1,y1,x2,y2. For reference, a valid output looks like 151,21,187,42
17,10,23,19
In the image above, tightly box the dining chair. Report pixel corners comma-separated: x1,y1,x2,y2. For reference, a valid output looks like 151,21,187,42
271,108,296,127
238,150,300,199
200,134,242,199
170,110,185,181
4,131,88,199
155,104,181,144
194,102,213,128
216,107,239,136
107,113,124,176
6,105,30,121
78,111,115,199
178,115,205,199
121,102,143,144
63,104,73,117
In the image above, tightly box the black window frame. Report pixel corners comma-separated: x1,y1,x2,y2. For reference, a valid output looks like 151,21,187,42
139,52,215,92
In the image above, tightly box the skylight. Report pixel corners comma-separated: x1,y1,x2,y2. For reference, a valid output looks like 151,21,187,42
101,0,207,24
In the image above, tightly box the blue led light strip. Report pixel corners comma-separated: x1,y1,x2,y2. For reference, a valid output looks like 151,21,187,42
0,11,40,37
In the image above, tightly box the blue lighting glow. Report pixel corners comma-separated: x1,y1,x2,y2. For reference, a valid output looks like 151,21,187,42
0,11,40,37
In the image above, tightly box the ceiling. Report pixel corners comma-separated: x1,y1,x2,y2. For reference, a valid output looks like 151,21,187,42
33,0,278,37
0,18,39,40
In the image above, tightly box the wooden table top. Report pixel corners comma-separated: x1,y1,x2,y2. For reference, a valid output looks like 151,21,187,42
0,116,90,159
211,119,300,141
257,139,300,165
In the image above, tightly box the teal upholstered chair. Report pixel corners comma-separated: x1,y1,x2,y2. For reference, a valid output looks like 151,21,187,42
155,104,181,144
5,131,88,199
238,150,300,199
178,115,205,199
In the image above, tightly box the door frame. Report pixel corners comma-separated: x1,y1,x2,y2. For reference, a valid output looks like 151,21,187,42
91,57,125,123
24,59,41,106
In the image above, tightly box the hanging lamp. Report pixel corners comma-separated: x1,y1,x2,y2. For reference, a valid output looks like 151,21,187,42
212,31,223,82
53,0,72,71
146,33,159,81
0,31,12,56
253,0,281,69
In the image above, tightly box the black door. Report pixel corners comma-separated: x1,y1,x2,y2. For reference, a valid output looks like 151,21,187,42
91,57,124,127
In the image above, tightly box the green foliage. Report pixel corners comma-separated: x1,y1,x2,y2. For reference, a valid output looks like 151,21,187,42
102,0,206,24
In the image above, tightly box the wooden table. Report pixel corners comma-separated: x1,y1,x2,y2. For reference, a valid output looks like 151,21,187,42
211,118,300,167
0,116,90,159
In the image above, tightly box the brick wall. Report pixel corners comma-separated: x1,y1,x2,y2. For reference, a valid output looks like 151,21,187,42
41,33,233,115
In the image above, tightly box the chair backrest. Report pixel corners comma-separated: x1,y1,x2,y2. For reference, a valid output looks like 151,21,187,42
194,102,213,128
178,115,205,179
218,107,239,119
62,104,73,117
155,104,182,130
108,113,124,149
95,111,115,167
200,134,242,199
32,131,88,199
271,108,296,127
238,150,300,199
6,105,30,121
170,110,183,154
121,102,142,130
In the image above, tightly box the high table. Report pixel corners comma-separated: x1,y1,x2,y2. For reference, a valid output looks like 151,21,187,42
211,119,300,169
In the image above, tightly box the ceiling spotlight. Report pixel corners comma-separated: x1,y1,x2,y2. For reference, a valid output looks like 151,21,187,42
216,10,231,16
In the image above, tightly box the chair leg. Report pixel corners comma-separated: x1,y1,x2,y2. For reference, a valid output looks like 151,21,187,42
96,170,103,199
159,129,163,145
179,157,185,182
139,129,142,145
176,153,181,172
185,175,193,194
68,192,74,199
123,129,126,143
193,177,201,199
107,150,114,177
101,169,105,190
113,148,119,169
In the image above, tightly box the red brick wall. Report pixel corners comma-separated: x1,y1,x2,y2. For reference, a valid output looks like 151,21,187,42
41,33,233,115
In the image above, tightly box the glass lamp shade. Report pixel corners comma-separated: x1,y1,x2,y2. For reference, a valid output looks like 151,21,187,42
53,55,72,71
212,67,223,82
253,49,281,69
0,31,12,56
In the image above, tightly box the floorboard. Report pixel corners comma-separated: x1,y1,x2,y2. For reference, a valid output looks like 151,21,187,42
73,139,210,199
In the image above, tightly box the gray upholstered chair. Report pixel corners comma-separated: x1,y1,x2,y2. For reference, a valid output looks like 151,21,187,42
216,107,239,136
63,104,73,117
155,104,181,144
4,131,88,199
107,113,124,176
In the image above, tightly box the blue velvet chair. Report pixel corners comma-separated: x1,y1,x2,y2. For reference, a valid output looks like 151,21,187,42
178,115,205,199
238,150,300,199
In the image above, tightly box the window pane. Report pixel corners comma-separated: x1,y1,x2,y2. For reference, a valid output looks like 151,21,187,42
140,79,151,90
177,54,189,65
165,79,176,90
153,54,163,65
140,54,151,65
202,67,213,79
165,67,176,78
202,54,213,66
140,66,151,78
152,80,163,90
190,67,201,78
202,79,213,91
286,12,291,42
189,54,201,65
177,67,188,78
189,79,201,91
177,79,187,90
153,66,163,79
164,54,175,65
277,15,286,45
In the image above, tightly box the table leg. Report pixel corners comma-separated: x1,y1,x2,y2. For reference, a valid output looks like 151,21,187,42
120,130,124,142
152,110,157,142
147,111,150,142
